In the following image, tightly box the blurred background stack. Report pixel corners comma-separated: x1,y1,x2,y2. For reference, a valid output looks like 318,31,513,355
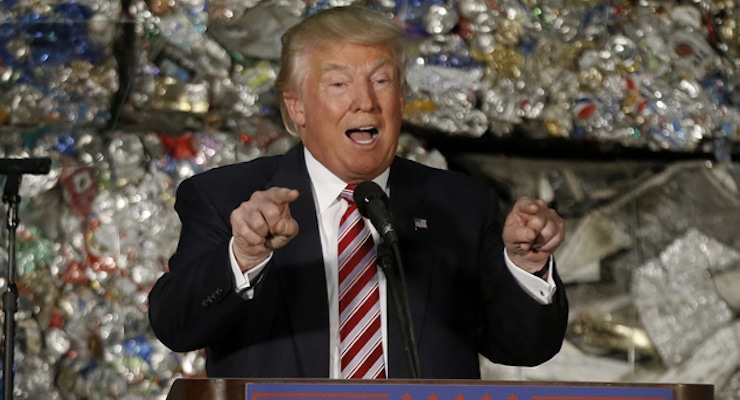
0,0,739,398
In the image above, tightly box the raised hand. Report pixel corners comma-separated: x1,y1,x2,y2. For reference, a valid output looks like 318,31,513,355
502,196,566,273
230,187,300,271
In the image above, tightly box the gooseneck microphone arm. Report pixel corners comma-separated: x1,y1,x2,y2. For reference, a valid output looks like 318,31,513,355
1,157,52,400
376,241,421,379
355,181,421,379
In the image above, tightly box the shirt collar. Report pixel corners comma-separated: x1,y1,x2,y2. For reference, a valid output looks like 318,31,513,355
304,147,390,214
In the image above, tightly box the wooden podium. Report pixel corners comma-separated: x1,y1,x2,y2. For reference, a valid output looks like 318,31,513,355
165,378,713,400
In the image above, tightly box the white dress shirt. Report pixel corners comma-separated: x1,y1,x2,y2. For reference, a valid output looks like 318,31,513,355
229,148,557,378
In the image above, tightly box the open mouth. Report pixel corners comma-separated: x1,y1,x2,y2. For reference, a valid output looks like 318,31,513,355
346,126,379,144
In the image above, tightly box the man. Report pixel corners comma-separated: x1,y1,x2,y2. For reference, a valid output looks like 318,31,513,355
148,6,568,379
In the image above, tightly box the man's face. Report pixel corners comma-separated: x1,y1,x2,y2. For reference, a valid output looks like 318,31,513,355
283,42,404,184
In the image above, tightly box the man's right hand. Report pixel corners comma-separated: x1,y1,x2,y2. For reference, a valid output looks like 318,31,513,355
230,187,300,272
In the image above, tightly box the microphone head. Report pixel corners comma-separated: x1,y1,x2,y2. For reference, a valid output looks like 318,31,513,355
353,181,388,218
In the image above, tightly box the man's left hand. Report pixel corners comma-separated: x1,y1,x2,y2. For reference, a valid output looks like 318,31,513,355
502,196,566,274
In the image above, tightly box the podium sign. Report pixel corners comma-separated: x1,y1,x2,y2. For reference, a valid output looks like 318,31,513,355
166,379,713,400
246,382,674,400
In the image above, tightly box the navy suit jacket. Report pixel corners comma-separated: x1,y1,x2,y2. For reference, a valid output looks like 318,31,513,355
148,144,568,379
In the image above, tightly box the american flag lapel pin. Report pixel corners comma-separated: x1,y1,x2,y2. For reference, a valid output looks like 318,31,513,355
414,218,428,230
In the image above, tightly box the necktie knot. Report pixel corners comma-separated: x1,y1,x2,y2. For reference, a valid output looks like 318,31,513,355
340,184,356,203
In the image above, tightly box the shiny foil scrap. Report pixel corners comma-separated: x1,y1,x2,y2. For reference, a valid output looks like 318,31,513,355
632,228,740,366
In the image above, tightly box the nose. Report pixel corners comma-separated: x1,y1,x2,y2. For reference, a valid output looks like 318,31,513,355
352,80,377,112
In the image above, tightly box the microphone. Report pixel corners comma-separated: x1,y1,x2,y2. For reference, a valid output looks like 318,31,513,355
0,158,52,175
354,181,399,246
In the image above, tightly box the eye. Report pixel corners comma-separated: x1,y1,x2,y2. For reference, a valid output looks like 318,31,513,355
372,69,395,87
374,74,396,88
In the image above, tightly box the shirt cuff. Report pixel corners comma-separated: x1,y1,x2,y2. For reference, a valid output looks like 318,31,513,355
503,250,557,305
229,237,271,298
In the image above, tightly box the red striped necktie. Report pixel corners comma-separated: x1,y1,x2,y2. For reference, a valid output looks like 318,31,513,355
337,184,386,379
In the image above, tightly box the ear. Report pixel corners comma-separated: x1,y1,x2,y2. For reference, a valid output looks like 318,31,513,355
283,91,306,128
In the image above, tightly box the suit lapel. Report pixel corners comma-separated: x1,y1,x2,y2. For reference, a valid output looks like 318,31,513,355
386,158,435,378
267,145,330,377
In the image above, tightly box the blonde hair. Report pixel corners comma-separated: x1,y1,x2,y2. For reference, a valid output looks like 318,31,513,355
275,6,408,136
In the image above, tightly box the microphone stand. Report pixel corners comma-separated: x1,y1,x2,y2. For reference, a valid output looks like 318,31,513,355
0,157,51,400
377,241,421,379
2,170,21,400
